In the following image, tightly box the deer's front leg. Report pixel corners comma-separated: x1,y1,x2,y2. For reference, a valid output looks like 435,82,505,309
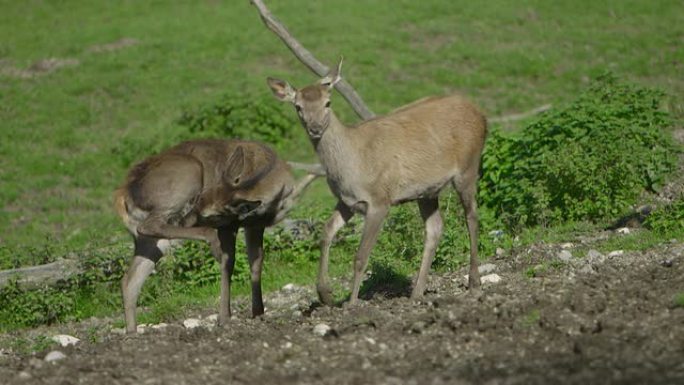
217,225,238,325
245,226,266,317
349,205,388,305
318,201,353,305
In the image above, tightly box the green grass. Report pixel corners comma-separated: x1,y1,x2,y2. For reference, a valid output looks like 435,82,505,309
1,0,683,333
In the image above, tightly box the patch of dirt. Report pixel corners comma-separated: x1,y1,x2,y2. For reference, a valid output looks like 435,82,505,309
0,58,79,79
86,38,139,53
1,235,683,384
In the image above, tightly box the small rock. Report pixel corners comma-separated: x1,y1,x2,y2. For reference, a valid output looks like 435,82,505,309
587,249,605,264
150,323,168,330
111,328,126,335
283,341,293,349
291,310,303,318
313,323,331,337
488,230,504,238
607,250,624,258
560,242,574,249
557,250,573,262
205,314,218,323
495,247,506,257
478,263,497,274
362,358,372,369
44,351,67,363
579,264,595,274
410,321,427,334
616,227,631,234
17,371,32,380
51,334,80,347
660,259,673,268
365,337,376,345
379,343,388,350
183,318,202,330
282,283,296,292
480,273,502,284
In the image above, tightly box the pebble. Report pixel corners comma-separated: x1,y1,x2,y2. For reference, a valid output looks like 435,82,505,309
478,263,497,274
17,371,32,380
51,334,80,347
607,250,624,258
480,273,502,284
44,351,67,363
560,242,574,249
616,227,631,234
495,248,506,257
183,318,202,330
660,259,673,268
313,323,331,337
557,250,573,262
205,314,218,323
150,323,169,330
579,264,595,275
587,249,605,264
282,283,296,292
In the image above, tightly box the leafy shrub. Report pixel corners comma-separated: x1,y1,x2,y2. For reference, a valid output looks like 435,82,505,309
0,281,77,328
480,73,678,227
644,197,684,234
177,93,297,149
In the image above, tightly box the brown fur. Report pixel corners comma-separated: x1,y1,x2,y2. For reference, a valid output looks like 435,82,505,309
115,138,317,333
268,60,487,305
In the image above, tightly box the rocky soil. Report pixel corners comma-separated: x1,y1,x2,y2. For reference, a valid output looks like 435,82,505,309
1,231,683,385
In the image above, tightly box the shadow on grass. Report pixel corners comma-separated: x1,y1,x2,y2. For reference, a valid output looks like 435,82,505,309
359,261,412,300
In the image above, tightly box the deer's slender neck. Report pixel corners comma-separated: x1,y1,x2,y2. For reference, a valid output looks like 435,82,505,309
313,111,357,178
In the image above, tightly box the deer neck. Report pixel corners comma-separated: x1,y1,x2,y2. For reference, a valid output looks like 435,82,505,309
313,112,354,172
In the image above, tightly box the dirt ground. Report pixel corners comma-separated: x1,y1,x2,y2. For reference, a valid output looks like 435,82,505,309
1,231,683,385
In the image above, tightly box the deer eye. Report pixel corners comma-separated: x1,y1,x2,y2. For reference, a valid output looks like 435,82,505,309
325,101,331,108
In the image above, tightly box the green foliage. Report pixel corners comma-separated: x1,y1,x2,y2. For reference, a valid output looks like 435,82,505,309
0,280,77,328
674,293,684,308
177,93,297,149
644,198,684,234
480,74,678,227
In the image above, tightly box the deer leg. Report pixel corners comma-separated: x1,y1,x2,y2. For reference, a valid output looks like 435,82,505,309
217,225,238,325
245,226,266,317
318,201,353,305
412,198,443,299
456,181,480,291
349,205,388,305
137,215,222,261
122,236,172,334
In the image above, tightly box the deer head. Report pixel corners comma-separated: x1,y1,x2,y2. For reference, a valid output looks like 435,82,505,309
267,58,343,140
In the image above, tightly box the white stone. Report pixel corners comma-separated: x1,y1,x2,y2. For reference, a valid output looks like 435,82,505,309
183,318,202,329
478,263,497,274
560,242,574,249
205,314,218,323
283,341,293,349
313,323,331,336
136,325,147,334
480,273,502,284
488,230,504,238
587,249,605,264
616,227,631,234
495,247,506,257
44,351,66,363
364,337,376,345
111,328,126,335
51,335,80,347
607,250,624,258
150,323,168,330
282,283,296,292
17,371,32,380
557,250,573,262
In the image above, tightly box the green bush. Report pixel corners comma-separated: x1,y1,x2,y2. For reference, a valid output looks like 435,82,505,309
644,197,684,234
177,93,296,149
0,281,77,328
480,73,678,227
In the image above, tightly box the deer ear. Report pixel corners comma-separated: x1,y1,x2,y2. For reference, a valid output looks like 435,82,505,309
225,146,246,187
267,77,296,102
320,56,343,88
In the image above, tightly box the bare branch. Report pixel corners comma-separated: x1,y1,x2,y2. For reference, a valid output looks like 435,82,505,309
0,258,81,289
287,161,326,176
489,104,552,124
250,0,375,120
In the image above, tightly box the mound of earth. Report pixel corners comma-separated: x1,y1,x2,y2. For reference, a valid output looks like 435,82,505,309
1,232,683,385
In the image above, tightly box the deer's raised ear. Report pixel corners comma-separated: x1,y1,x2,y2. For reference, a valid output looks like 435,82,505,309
320,57,343,89
267,77,296,103
225,146,246,187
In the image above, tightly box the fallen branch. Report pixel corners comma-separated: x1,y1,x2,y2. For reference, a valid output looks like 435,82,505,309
0,258,82,289
250,0,375,120
489,104,552,124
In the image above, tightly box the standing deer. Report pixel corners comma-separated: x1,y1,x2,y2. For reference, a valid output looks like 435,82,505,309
114,139,317,333
267,59,487,305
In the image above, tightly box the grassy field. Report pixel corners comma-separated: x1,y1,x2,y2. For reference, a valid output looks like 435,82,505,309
1,0,683,330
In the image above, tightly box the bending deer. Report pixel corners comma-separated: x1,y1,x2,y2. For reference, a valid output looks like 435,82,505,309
114,139,317,333
267,59,487,305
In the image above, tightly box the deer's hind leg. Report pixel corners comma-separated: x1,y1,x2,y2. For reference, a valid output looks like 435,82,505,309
412,198,443,299
122,236,176,334
453,175,480,291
